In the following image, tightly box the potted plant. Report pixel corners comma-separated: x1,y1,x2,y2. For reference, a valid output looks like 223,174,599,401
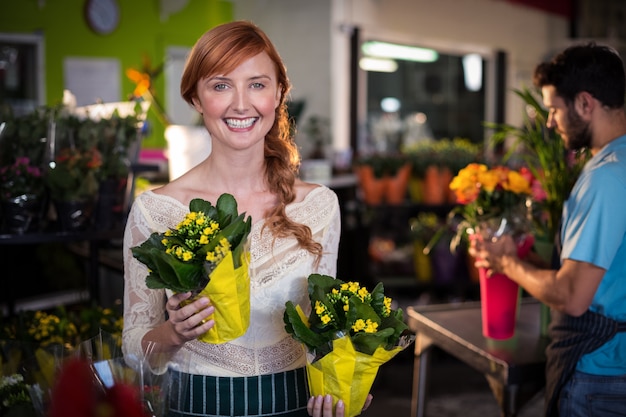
45,143,103,231
0,157,46,233
300,115,331,160
354,152,411,205
0,105,51,233
487,88,589,246
78,111,142,228
404,138,482,205
409,212,440,283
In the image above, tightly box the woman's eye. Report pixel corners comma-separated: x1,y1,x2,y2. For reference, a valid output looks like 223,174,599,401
251,82,264,89
214,83,228,91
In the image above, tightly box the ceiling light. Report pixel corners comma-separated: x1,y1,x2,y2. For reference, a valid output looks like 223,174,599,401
361,41,439,63
462,53,483,92
359,57,398,72
380,97,401,113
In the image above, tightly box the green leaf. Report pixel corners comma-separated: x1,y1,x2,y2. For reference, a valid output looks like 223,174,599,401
189,198,218,220
196,213,251,258
352,328,395,355
283,301,325,350
307,273,342,296
216,193,238,225
369,282,386,315
149,250,206,293
130,232,166,272
346,297,380,328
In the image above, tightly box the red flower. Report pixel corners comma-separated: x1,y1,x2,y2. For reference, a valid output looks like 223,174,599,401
48,358,149,417
103,384,149,417
48,358,99,417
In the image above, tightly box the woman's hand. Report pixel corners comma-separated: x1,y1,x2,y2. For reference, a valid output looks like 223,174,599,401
166,292,215,344
307,394,373,417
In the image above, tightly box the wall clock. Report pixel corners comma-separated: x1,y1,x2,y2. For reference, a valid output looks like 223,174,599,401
84,0,120,35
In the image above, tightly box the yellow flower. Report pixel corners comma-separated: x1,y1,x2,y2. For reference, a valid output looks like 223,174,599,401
314,300,335,326
351,319,379,333
477,169,499,192
505,170,532,194
364,320,379,333
383,297,392,317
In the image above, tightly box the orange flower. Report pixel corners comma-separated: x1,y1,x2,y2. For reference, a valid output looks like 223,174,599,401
446,163,533,243
126,68,151,98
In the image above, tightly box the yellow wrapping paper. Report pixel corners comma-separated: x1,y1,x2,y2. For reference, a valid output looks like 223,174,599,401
196,251,250,344
306,336,403,417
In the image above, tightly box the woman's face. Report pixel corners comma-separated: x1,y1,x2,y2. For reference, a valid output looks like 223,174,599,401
192,52,281,151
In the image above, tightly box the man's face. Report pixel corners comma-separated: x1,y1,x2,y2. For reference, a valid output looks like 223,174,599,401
542,85,592,150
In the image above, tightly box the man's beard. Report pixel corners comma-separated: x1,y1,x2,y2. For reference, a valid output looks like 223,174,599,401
565,105,592,150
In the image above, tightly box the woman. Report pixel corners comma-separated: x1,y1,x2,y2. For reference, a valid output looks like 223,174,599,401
122,20,357,417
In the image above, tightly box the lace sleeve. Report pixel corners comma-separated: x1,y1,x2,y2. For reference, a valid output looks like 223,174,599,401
314,193,341,277
121,195,168,364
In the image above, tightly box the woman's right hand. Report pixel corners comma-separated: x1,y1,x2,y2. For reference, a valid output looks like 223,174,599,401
166,292,215,344
307,393,373,417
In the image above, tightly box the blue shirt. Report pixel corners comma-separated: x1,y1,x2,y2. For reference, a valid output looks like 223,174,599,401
561,134,626,375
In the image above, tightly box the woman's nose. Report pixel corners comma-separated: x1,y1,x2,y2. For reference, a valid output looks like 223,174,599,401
231,90,250,113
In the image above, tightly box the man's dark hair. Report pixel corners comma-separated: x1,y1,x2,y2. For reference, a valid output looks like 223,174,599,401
533,42,626,108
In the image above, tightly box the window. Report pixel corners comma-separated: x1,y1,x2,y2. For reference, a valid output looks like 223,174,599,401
0,33,44,116
358,39,496,154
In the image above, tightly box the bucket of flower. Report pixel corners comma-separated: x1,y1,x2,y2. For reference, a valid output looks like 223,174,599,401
428,163,536,340
131,194,252,343
284,274,415,417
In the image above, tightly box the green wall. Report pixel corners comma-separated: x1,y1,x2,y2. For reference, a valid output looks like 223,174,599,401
0,0,233,148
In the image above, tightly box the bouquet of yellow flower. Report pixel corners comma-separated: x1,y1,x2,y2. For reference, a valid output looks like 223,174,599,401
132,194,252,343
284,274,413,417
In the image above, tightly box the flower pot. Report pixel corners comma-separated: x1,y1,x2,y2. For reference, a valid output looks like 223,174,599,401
95,177,128,229
440,167,456,204
533,238,556,337
478,269,521,340
408,177,424,203
421,165,447,205
478,235,534,339
385,163,411,204
413,241,432,283
430,239,461,286
1,194,46,234
355,165,386,205
54,199,95,231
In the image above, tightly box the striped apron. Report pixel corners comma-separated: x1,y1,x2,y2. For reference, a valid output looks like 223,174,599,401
544,309,626,416
166,367,310,417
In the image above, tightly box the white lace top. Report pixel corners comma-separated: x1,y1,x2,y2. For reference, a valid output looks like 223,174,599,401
122,186,340,376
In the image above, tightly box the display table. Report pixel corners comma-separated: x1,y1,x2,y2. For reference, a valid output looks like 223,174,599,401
407,298,549,417
0,228,123,314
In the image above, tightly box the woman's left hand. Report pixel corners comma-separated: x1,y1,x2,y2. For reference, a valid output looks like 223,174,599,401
307,394,373,417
